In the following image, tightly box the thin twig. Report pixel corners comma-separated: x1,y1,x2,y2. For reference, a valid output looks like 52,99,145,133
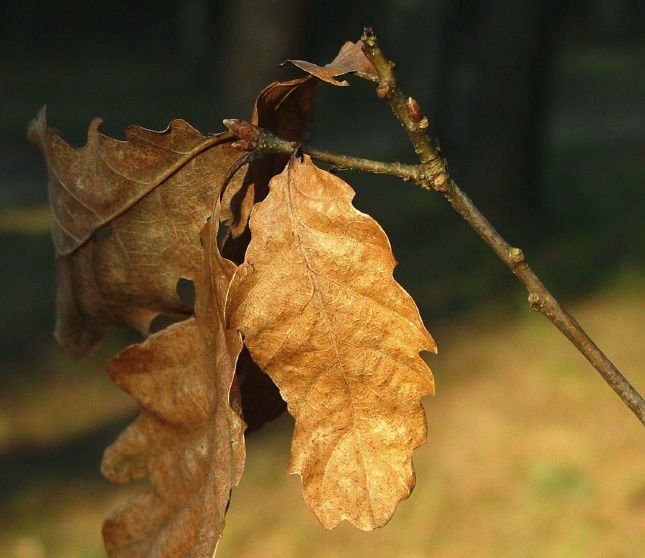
223,40,645,426
225,121,645,424
223,118,431,184
305,147,426,183
359,27,645,426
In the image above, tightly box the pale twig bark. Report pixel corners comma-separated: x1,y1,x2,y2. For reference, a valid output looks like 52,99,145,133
223,30,645,427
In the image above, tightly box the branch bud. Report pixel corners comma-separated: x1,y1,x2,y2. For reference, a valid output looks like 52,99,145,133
376,84,392,99
406,97,423,123
223,119,261,151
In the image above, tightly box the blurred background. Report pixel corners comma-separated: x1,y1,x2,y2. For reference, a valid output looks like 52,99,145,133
1,1,644,556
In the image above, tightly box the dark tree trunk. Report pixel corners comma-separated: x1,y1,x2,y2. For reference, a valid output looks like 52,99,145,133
434,0,561,244
218,0,306,118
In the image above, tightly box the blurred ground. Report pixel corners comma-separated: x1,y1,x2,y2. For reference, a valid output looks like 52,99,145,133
220,278,645,558
0,276,644,557
1,24,644,558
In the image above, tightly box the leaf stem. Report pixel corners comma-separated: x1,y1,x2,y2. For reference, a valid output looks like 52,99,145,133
223,119,434,185
359,27,645,426
304,147,424,183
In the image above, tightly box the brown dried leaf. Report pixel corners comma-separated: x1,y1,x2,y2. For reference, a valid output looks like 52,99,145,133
28,107,237,257
286,40,379,86
28,108,243,357
221,76,318,239
101,218,245,558
226,155,436,530
251,76,319,140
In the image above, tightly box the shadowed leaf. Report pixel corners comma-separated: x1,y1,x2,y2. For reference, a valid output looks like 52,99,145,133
28,108,243,357
221,76,318,240
101,219,245,558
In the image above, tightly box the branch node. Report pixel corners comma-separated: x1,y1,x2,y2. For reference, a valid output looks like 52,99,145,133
376,84,392,99
509,247,525,264
433,173,450,192
224,119,294,158
223,119,260,152
528,292,543,312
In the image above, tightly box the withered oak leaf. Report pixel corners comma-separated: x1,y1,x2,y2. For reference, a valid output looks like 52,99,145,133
29,74,319,359
226,155,436,530
286,40,379,86
220,75,319,241
101,218,245,558
28,107,244,358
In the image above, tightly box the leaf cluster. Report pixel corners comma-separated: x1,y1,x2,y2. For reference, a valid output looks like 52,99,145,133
29,41,436,556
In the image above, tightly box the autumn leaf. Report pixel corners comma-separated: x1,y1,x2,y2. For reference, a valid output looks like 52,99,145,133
286,40,379,86
27,68,319,360
226,155,436,530
251,75,319,141
28,108,244,357
101,218,245,558
220,75,318,241
28,107,238,257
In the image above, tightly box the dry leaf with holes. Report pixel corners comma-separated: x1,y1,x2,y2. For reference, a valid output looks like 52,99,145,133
30,36,438,557
101,219,244,557
28,109,241,357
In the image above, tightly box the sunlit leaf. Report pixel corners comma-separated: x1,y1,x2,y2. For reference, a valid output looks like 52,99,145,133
227,155,436,529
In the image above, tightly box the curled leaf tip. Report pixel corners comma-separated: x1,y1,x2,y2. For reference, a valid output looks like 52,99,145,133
286,40,378,86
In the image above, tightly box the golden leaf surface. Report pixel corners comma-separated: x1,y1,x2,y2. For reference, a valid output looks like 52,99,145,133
101,219,245,558
226,155,436,530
